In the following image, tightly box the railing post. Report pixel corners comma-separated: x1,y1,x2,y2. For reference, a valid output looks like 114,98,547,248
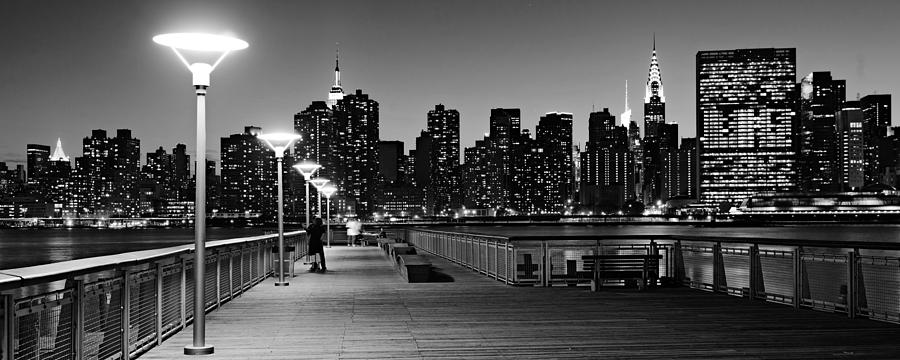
848,250,857,319
227,252,233,298
215,253,222,309
239,247,245,294
180,257,186,330
793,247,802,310
543,241,551,287
2,294,12,360
122,270,132,360
749,244,759,300
156,263,163,346
713,242,722,293
73,279,85,360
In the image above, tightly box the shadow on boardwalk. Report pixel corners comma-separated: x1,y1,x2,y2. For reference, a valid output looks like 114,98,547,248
140,246,900,359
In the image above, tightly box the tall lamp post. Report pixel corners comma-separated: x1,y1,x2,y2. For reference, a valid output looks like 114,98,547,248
258,133,302,287
309,178,330,217
153,32,247,356
320,185,337,248
292,161,321,228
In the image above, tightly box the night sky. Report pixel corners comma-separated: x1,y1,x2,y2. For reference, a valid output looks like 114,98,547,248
1,0,898,166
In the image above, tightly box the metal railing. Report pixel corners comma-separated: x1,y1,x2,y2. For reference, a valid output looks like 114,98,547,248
403,228,900,324
0,230,307,360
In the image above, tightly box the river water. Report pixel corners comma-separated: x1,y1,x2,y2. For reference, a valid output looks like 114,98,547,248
2,224,900,270
0,228,268,270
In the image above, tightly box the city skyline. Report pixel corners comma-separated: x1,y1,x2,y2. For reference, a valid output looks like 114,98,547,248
2,0,899,166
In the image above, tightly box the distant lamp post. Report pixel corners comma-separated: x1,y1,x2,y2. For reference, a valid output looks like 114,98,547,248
321,185,337,248
309,178,330,217
153,32,247,356
258,132,302,287
292,161,321,228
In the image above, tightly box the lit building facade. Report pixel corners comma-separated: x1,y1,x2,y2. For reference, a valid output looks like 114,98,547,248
697,48,799,205
427,104,461,214
334,89,380,217
642,39,670,205
535,112,573,211
220,126,274,218
798,72,845,192
835,102,865,190
26,143,50,193
861,94,891,184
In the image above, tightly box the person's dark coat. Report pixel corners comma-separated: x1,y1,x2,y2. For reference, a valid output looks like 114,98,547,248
307,224,326,254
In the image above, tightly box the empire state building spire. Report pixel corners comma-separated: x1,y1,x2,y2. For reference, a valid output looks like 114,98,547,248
327,44,345,108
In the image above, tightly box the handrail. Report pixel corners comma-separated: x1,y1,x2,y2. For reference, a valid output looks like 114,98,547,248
0,230,308,360
0,230,305,291
404,227,900,325
404,227,900,250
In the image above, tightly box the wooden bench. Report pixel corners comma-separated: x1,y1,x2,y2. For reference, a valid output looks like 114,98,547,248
387,243,416,258
397,254,432,283
581,254,662,291
377,238,400,253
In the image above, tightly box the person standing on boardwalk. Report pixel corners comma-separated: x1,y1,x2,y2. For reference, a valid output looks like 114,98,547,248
346,219,362,246
306,217,327,273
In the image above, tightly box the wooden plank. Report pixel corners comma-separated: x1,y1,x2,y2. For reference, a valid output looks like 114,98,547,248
139,246,900,359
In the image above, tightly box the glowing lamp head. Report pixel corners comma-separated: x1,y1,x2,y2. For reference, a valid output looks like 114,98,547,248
258,133,301,158
293,161,322,180
309,178,330,190
153,32,248,86
153,33,248,52
321,185,337,198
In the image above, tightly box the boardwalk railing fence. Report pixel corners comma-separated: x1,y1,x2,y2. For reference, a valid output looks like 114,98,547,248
402,228,900,324
0,231,307,360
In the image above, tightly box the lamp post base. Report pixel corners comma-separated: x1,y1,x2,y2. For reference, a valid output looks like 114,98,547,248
274,282,290,286
184,345,214,355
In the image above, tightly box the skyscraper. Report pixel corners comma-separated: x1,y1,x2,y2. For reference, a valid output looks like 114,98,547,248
334,89,379,217
487,108,522,209
462,139,492,209
47,138,72,215
427,104,461,214
110,129,141,216
378,140,403,184
26,143,50,193
535,112,573,212
697,48,799,205
294,101,335,179
798,72,846,192
861,94,891,185
677,138,697,199
220,126,275,218
835,101,865,190
642,37,670,204
580,108,628,212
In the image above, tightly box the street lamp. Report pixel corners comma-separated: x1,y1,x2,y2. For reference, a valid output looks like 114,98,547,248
309,178,330,217
321,185,337,248
258,132,302,287
292,161,321,228
154,32,247,356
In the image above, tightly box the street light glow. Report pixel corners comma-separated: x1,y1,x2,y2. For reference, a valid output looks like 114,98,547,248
293,161,322,180
321,185,337,198
258,132,301,158
152,33,248,52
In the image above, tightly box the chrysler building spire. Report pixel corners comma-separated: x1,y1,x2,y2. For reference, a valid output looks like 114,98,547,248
644,35,665,104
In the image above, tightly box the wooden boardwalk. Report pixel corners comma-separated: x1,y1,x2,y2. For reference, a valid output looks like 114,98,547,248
141,246,900,359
